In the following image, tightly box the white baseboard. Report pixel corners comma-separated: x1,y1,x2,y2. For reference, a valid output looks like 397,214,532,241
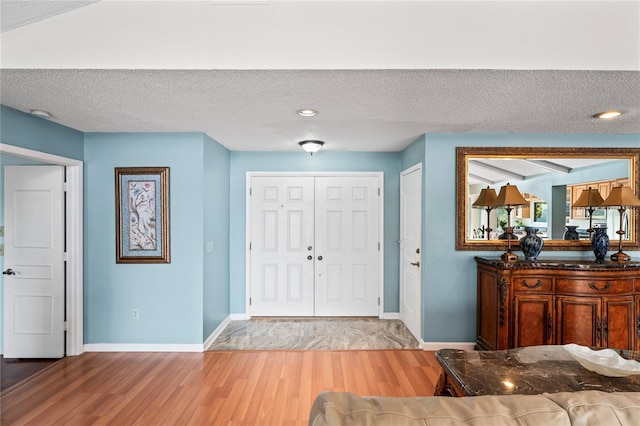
203,315,231,350
381,312,400,319
421,342,476,351
230,313,250,320
84,343,204,352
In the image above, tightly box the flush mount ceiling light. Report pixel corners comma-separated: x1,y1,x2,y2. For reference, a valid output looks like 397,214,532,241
594,110,622,119
299,140,324,155
296,109,318,117
29,109,51,119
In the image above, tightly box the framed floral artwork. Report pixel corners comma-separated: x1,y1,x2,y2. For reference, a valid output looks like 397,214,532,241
115,167,170,263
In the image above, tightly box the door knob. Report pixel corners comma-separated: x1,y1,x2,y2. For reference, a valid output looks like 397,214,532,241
3,268,16,275
410,261,420,267
307,255,313,260
317,256,323,261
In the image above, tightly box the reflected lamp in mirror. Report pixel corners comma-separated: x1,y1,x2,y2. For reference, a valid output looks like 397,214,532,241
599,185,640,262
491,183,529,262
572,186,605,235
472,186,498,241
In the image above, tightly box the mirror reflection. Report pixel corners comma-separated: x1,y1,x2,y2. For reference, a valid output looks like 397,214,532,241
456,147,640,251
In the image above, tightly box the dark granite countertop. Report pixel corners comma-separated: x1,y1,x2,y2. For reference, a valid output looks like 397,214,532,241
436,345,640,396
475,257,640,271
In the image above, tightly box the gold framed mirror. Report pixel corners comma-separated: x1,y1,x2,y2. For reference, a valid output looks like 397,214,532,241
456,147,640,251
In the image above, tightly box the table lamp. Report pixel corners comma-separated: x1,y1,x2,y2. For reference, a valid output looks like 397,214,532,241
599,185,640,262
491,183,529,262
472,186,497,240
571,186,605,236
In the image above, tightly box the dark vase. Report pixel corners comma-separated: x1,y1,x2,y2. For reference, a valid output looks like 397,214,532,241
519,227,544,261
563,225,580,240
591,227,609,263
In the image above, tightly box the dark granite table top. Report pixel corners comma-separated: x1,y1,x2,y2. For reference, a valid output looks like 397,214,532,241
436,345,640,396
475,257,640,271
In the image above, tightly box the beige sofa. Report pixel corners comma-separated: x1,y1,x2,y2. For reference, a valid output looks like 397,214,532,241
309,390,640,425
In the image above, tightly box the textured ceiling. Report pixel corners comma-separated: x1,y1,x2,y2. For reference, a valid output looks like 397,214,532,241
1,69,639,151
1,1,639,152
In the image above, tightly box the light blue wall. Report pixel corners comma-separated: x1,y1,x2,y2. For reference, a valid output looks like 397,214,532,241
229,151,402,314
1,105,84,160
400,135,425,171
422,133,640,343
203,135,231,340
84,133,207,344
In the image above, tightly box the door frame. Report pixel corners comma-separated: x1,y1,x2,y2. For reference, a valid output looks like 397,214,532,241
399,163,423,345
1,143,84,356
245,171,384,319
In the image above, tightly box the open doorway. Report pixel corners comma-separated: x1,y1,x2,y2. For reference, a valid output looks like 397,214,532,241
0,144,83,393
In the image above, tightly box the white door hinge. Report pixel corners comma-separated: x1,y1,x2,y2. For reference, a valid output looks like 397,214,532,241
64,182,68,192
64,321,68,331
378,297,380,306
64,252,69,261
249,188,252,196
249,242,252,250
378,242,380,251
249,297,252,306
378,188,381,196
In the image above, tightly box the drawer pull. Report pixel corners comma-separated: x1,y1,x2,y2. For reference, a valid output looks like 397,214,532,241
521,279,543,289
588,281,612,291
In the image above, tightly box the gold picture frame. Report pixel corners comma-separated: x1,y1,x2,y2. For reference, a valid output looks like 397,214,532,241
115,167,170,263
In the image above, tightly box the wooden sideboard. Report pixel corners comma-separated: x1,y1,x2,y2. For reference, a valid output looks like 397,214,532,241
476,257,640,351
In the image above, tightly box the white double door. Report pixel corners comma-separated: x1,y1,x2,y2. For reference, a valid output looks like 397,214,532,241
250,175,380,317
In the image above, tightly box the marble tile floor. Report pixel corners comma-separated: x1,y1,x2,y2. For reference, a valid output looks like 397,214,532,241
208,317,420,350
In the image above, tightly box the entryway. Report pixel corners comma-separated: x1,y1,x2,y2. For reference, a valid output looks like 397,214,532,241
248,173,383,317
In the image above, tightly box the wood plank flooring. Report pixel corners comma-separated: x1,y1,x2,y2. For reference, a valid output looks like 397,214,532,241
1,356,61,394
0,350,441,425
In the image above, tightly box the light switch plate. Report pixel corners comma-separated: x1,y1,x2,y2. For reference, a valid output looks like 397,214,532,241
206,242,214,253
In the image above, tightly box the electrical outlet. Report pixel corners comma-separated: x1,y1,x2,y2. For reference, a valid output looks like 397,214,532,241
132,309,140,320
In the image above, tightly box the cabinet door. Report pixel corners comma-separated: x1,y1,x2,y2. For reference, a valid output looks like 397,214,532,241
636,296,640,351
514,295,553,347
570,185,586,219
476,267,501,350
556,296,601,346
603,297,634,350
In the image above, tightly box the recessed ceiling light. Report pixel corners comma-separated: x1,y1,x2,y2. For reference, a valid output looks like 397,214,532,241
29,109,51,119
297,109,318,117
594,110,622,119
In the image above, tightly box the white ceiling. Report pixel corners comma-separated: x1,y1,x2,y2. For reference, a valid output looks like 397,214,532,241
1,1,639,152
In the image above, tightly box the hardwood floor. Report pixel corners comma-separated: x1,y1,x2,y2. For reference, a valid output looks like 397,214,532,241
0,350,440,425
0,356,61,394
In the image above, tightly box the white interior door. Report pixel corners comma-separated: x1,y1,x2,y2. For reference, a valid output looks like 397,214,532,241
249,176,315,316
314,176,379,316
400,165,422,343
3,165,65,358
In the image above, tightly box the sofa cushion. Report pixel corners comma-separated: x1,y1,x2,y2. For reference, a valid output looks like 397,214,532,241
309,391,571,425
544,391,640,426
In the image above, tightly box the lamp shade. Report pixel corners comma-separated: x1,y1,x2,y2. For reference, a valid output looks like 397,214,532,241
491,183,528,207
572,187,605,208
600,185,640,208
472,186,498,208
